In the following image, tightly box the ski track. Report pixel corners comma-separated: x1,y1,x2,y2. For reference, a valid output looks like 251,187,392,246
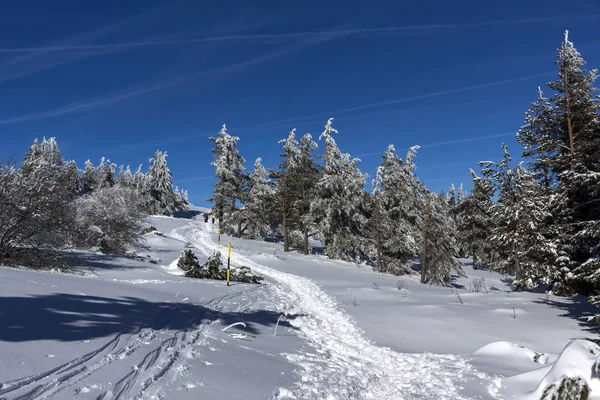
0,277,265,400
172,221,501,400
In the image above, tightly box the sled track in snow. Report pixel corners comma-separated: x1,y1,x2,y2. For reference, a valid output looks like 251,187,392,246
173,222,501,400
0,285,264,400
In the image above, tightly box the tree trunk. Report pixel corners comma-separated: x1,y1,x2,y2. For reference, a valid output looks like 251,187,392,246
283,211,289,252
237,220,242,238
376,233,382,272
303,228,309,255
513,242,523,292
564,70,576,172
420,214,428,284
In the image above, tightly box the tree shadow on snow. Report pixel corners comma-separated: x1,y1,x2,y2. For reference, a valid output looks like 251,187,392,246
449,274,466,290
500,277,550,294
532,295,600,343
173,209,204,220
0,293,299,342
67,253,151,273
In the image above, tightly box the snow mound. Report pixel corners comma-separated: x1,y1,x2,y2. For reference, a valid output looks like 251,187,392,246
511,339,600,399
474,341,549,365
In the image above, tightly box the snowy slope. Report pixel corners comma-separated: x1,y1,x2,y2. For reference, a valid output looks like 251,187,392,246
0,208,598,399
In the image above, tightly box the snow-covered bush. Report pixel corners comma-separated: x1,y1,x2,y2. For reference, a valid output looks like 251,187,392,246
177,249,199,272
184,251,263,283
469,277,489,293
71,186,145,254
0,149,74,268
541,377,590,400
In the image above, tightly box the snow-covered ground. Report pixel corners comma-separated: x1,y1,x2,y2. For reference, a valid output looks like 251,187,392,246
1,207,599,399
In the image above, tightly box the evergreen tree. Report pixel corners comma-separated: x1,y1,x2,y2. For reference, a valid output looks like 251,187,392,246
516,87,557,189
453,170,495,268
82,159,97,193
514,32,600,297
310,118,370,262
22,137,63,175
146,150,180,216
240,158,276,240
448,184,457,207
367,144,421,275
482,145,557,290
457,183,466,203
271,129,300,252
208,124,246,230
420,190,465,286
117,165,134,188
295,133,320,255
95,157,116,189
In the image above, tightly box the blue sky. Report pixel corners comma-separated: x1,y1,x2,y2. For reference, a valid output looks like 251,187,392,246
1,0,599,206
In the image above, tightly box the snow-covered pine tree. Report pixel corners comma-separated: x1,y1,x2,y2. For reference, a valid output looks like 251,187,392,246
448,184,457,207
117,165,134,188
82,159,97,193
240,158,276,240
457,183,466,203
95,157,116,189
208,124,246,230
310,118,370,262
420,190,465,286
271,129,300,252
514,32,600,298
482,145,557,290
546,30,599,176
367,144,421,275
146,150,181,216
173,186,189,212
22,137,63,175
453,170,495,269
295,133,320,255
516,87,557,189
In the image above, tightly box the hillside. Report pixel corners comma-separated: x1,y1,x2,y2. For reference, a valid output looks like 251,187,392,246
0,208,598,399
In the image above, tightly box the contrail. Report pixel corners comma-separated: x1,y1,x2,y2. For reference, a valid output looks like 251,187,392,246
355,132,515,158
0,24,348,125
247,72,554,130
0,13,597,53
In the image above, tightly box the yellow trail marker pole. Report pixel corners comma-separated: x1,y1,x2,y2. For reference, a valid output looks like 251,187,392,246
226,243,231,286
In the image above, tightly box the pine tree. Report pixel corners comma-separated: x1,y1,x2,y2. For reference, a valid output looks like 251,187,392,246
457,183,466,203
448,184,457,207
146,150,180,216
453,170,495,268
271,129,300,252
208,124,246,230
117,165,134,188
516,87,557,189
367,144,422,275
513,32,600,297
295,133,320,255
177,249,200,272
310,118,370,262
482,145,557,290
420,190,465,286
22,137,63,175
95,157,116,189
82,159,96,193
240,158,276,240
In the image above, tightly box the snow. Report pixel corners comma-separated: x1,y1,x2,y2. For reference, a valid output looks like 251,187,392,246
0,208,599,399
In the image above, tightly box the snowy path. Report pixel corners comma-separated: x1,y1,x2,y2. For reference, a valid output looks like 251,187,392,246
170,222,501,400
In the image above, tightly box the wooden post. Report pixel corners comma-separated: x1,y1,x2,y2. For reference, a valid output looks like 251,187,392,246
226,243,231,286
